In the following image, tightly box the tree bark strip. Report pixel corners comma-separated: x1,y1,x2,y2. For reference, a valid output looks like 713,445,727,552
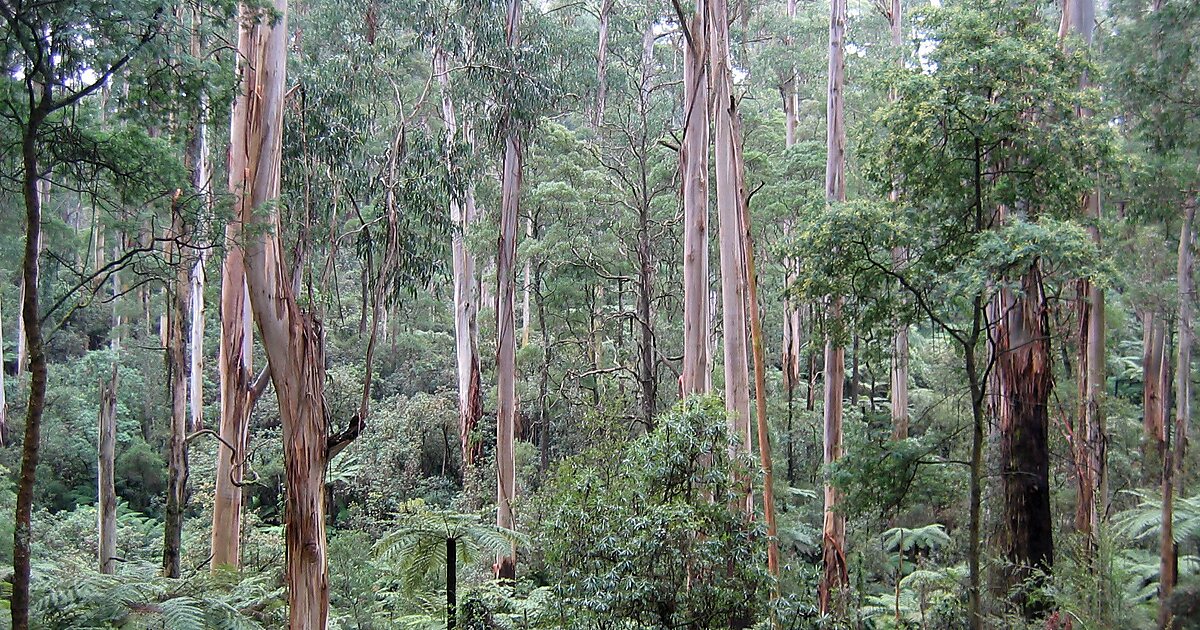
680,0,710,396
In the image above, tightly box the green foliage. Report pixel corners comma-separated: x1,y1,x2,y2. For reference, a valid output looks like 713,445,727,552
531,397,769,628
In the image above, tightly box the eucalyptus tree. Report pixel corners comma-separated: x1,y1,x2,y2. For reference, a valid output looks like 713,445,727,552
0,0,195,624
227,0,332,624
1106,1,1200,620
796,1,1109,624
819,0,849,613
676,0,711,396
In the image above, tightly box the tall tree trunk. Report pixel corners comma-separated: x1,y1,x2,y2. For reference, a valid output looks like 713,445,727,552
710,0,752,514
780,0,803,462
211,239,254,570
98,366,118,574
819,0,849,614
995,264,1054,619
741,151,781,621
1144,311,1168,481
230,2,329,625
594,0,613,124
885,0,909,441
436,49,483,469
637,200,656,427
163,194,191,579
13,105,49,630
495,0,522,581
1066,0,1105,546
680,0,710,396
187,8,210,434
1161,193,1195,628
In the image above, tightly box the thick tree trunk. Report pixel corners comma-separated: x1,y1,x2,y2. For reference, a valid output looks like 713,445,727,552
1161,193,1195,628
680,1,710,396
98,366,118,574
163,196,191,579
230,2,329,626
995,264,1054,619
13,108,48,630
710,0,752,512
819,0,849,614
436,49,483,468
495,0,522,581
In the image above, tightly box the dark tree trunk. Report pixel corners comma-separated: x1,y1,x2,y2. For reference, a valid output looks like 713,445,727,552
995,264,1054,619
13,109,48,630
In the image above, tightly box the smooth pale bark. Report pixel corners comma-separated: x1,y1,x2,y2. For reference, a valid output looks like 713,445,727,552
521,219,532,348
680,0,710,396
1161,194,1195,628
1143,312,1168,480
163,195,191,579
436,50,483,469
188,10,210,434
17,280,27,379
98,366,117,574
819,0,849,614
710,0,752,513
211,240,254,570
995,264,1054,619
886,0,909,441
780,0,803,467
495,0,522,581
1062,0,1105,544
594,0,613,124
740,147,781,617
230,2,329,625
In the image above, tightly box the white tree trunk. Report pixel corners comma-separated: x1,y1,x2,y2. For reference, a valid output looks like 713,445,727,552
495,0,522,581
436,48,483,468
680,0,710,396
709,0,752,513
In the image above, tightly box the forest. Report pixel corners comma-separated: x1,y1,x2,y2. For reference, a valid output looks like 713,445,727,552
0,0,1197,627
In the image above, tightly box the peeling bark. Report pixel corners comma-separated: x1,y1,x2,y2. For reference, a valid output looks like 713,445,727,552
995,264,1054,619
229,1,329,625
